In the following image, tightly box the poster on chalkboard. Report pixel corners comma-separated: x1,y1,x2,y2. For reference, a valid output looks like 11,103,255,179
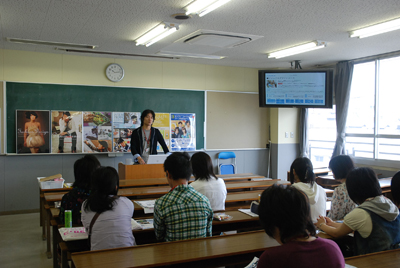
82,112,112,153
112,112,141,153
153,113,170,152
51,111,83,153
16,110,50,154
170,113,196,151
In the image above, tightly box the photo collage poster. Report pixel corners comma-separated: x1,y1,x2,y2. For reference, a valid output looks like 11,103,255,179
15,110,196,154
153,113,170,152
112,112,141,153
82,112,113,153
51,111,83,153
170,113,196,151
16,110,50,154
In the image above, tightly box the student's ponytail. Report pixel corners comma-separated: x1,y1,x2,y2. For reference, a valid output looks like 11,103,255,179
304,164,315,185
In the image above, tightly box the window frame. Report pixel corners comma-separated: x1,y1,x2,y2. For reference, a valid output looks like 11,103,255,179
345,53,400,168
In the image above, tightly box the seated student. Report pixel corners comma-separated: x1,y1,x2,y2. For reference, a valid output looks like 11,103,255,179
190,152,227,211
328,155,357,220
317,167,400,256
59,155,100,224
81,167,135,250
257,184,345,268
154,152,213,242
392,171,400,208
289,157,327,223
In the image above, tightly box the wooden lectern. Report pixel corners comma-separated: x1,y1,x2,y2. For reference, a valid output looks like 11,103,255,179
118,163,165,180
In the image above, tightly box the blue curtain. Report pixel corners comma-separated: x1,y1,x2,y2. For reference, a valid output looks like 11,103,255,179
332,61,354,157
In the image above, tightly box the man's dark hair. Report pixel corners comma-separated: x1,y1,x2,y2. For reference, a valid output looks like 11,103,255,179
131,115,137,119
164,152,192,181
191,152,217,181
84,167,120,213
258,184,316,243
140,109,155,127
25,111,39,119
118,137,124,144
73,155,101,189
329,155,355,179
289,157,315,185
346,167,382,205
178,121,182,125
63,111,71,117
391,171,400,207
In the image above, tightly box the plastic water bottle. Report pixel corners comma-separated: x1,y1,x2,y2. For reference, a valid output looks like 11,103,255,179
65,210,72,228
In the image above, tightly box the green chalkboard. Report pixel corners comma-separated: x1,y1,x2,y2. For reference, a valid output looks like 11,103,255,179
6,82,205,153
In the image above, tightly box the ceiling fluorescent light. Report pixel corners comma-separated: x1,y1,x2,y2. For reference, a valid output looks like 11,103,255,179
157,51,225,59
350,17,400,38
268,41,326,59
6,38,97,49
55,48,175,59
135,22,179,47
185,0,231,17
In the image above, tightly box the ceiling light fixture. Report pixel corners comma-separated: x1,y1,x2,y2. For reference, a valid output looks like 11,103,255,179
268,41,327,59
6,38,97,49
55,48,175,59
350,17,400,38
157,51,225,59
135,22,179,47
185,0,231,17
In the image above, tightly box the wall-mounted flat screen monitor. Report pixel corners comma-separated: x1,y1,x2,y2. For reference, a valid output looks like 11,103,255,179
259,69,333,108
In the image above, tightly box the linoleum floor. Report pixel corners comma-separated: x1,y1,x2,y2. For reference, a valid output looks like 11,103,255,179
0,212,53,268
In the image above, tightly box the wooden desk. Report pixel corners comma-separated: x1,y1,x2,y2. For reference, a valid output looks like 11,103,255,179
56,210,261,267
39,187,71,240
288,167,330,181
345,248,400,267
118,163,165,180
118,173,268,188
72,230,279,268
119,180,287,199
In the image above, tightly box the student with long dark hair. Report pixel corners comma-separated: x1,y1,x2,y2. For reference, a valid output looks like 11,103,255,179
190,152,227,211
328,155,357,220
289,157,326,223
257,185,345,268
317,167,400,255
59,155,100,224
81,167,135,250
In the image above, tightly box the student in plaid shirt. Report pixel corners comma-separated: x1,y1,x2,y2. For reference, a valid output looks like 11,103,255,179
154,152,213,242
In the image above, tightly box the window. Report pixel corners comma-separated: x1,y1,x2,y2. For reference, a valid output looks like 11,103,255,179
308,54,400,167
346,56,400,161
308,106,336,168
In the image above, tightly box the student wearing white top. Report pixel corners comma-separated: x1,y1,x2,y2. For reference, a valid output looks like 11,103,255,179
289,157,327,223
190,152,227,211
81,166,136,251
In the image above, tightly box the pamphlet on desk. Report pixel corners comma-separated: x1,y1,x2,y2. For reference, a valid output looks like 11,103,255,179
238,209,259,217
132,219,154,230
134,200,155,214
59,227,88,241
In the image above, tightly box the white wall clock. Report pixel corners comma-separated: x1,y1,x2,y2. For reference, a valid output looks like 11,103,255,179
106,63,124,82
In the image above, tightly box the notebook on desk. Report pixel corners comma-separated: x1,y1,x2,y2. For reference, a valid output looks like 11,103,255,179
147,154,168,164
